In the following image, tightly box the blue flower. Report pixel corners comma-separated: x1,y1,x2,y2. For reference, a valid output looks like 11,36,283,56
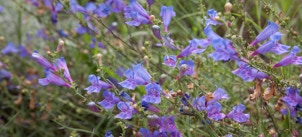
251,32,290,56
208,39,238,61
178,60,194,77
232,60,268,82
119,63,151,90
206,102,225,121
206,9,222,26
139,128,153,137
85,74,112,94
69,0,85,13
152,25,162,40
282,87,302,108
38,70,72,88
177,38,210,58
273,46,302,68
124,0,151,26
1,42,19,54
163,55,177,68
87,102,100,113
142,83,162,104
160,6,176,32
0,69,12,81
162,34,178,50
114,101,136,119
147,0,154,7
98,90,120,110
207,88,229,105
31,51,57,72
54,57,73,83
119,91,134,102
192,96,206,111
106,0,125,13
227,104,250,123
141,101,160,113
95,3,111,17
250,21,279,46
105,130,114,137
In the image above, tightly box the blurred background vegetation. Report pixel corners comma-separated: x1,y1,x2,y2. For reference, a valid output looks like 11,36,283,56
1,0,302,136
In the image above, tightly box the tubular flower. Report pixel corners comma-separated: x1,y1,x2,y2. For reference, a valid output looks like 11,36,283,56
98,90,120,110
251,32,290,56
273,46,302,68
160,6,176,32
38,70,71,88
124,0,151,26
31,51,57,72
119,63,151,90
114,101,136,119
54,57,73,83
206,9,222,26
227,104,250,123
207,88,229,105
163,55,177,68
250,21,279,46
1,42,19,54
232,60,268,82
142,83,162,104
177,60,194,78
85,74,112,94
177,38,211,58
206,102,225,121
208,38,238,61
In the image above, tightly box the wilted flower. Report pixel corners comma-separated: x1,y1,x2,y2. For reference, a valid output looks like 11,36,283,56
85,74,112,94
273,46,302,68
114,101,136,119
98,90,120,110
250,21,279,46
160,6,176,32
227,104,250,123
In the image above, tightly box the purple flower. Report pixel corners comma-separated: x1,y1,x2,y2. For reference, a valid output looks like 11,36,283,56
119,63,151,90
142,101,160,113
43,0,52,9
206,9,222,26
273,46,302,68
147,0,154,7
177,38,210,58
31,51,57,72
54,57,73,83
98,90,120,110
0,6,4,13
85,74,112,94
178,60,194,77
38,70,72,88
250,21,279,46
85,2,97,13
251,32,290,56
232,60,268,82
192,96,206,111
204,26,223,41
106,0,126,13
87,102,100,113
160,6,176,32
25,0,39,7
139,128,153,137
227,104,250,123
158,116,182,136
69,0,85,13
1,42,19,54
124,0,151,26
57,30,69,38
95,3,111,17
105,130,114,137
162,34,177,50
152,25,162,40
207,88,229,105
142,83,162,104
0,69,12,81
163,55,177,67
206,102,225,121
55,2,63,12
209,39,238,61
114,101,136,119
282,87,302,107
119,91,134,102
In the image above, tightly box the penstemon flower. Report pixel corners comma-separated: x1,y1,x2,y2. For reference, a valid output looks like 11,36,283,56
160,6,176,32
85,74,112,94
31,51,57,72
38,70,72,88
1,42,19,55
227,104,250,123
206,102,225,121
251,32,290,56
98,90,120,110
250,21,279,46
123,0,151,26
163,55,177,67
54,57,73,83
273,46,302,68
177,38,210,58
206,9,222,26
232,60,268,82
114,101,136,119
142,83,162,104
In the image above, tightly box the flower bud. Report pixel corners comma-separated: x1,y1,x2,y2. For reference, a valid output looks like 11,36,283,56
225,2,233,13
95,53,103,66
56,39,64,53
150,15,156,21
159,74,167,85
152,25,162,40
